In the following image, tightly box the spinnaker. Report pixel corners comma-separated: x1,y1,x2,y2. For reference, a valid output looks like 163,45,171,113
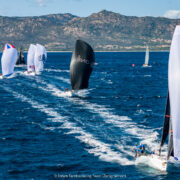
70,40,95,90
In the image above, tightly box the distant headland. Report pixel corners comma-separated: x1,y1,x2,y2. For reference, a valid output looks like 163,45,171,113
0,10,179,51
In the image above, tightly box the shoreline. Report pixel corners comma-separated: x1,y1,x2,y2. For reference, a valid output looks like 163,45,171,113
0,50,170,53
46,50,170,53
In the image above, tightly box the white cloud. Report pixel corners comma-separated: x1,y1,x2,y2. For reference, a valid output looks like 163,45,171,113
164,10,180,19
34,0,81,7
35,0,48,7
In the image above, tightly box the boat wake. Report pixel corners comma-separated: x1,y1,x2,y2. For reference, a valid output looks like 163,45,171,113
1,85,134,166
45,68,70,73
20,75,160,158
135,155,167,172
2,72,162,169
144,75,152,77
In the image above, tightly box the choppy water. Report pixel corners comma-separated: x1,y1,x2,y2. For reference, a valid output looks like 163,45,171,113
0,52,179,179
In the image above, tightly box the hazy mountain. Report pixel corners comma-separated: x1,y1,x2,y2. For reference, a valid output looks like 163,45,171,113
0,10,179,51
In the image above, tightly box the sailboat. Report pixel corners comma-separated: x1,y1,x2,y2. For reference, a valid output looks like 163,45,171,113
24,43,47,75
34,44,47,74
136,25,180,171
0,43,18,79
143,45,150,67
69,39,95,93
159,25,180,169
24,44,36,76
15,48,26,67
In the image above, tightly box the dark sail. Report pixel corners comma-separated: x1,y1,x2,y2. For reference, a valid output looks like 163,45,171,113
160,93,170,147
167,119,174,159
16,49,25,65
70,40,95,90
159,92,174,158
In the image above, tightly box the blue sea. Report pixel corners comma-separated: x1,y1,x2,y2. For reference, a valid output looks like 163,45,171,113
0,52,178,179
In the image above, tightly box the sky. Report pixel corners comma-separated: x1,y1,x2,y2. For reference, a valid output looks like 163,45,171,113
0,0,180,18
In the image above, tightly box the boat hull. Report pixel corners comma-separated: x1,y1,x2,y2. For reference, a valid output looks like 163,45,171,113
23,71,36,76
135,154,167,171
142,64,152,67
15,64,26,67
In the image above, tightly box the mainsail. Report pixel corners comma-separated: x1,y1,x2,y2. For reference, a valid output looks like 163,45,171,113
16,48,25,65
167,119,174,158
34,44,47,73
1,43,18,76
160,93,170,148
159,93,174,158
168,25,180,160
144,45,149,66
70,40,95,90
27,44,36,72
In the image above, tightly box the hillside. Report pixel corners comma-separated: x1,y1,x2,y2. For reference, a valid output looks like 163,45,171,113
0,10,179,51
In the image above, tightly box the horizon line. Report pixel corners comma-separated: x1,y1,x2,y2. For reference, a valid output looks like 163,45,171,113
0,9,177,20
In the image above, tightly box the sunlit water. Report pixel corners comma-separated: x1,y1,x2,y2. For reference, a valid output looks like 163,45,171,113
0,52,178,179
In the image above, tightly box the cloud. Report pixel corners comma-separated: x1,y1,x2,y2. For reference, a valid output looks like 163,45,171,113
164,10,180,19
35,0,48,7
34,0,82,7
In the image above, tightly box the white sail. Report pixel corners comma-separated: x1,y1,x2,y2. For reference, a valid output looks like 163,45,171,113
1,43,18,76
43,45,47,59
169,25,180,160
27,44,36,72
34,44,47,73
144,45,149,65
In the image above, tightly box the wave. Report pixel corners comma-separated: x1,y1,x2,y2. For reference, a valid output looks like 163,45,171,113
24,76,132,123
1,86,134,166
47,70,114,87
14,74,161,162
135,109,145,115
53,76,70,84
45,69,70,73
0,71,21,79
107,80,113,84
21,76,159,148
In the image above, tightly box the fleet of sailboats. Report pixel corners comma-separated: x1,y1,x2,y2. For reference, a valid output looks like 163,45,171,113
0,43,47,77
1,24,180,172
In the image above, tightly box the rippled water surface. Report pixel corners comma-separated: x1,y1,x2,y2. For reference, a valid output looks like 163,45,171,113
0,52,179,179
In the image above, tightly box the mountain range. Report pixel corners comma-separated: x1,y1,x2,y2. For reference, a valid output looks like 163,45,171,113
0,10,179,51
